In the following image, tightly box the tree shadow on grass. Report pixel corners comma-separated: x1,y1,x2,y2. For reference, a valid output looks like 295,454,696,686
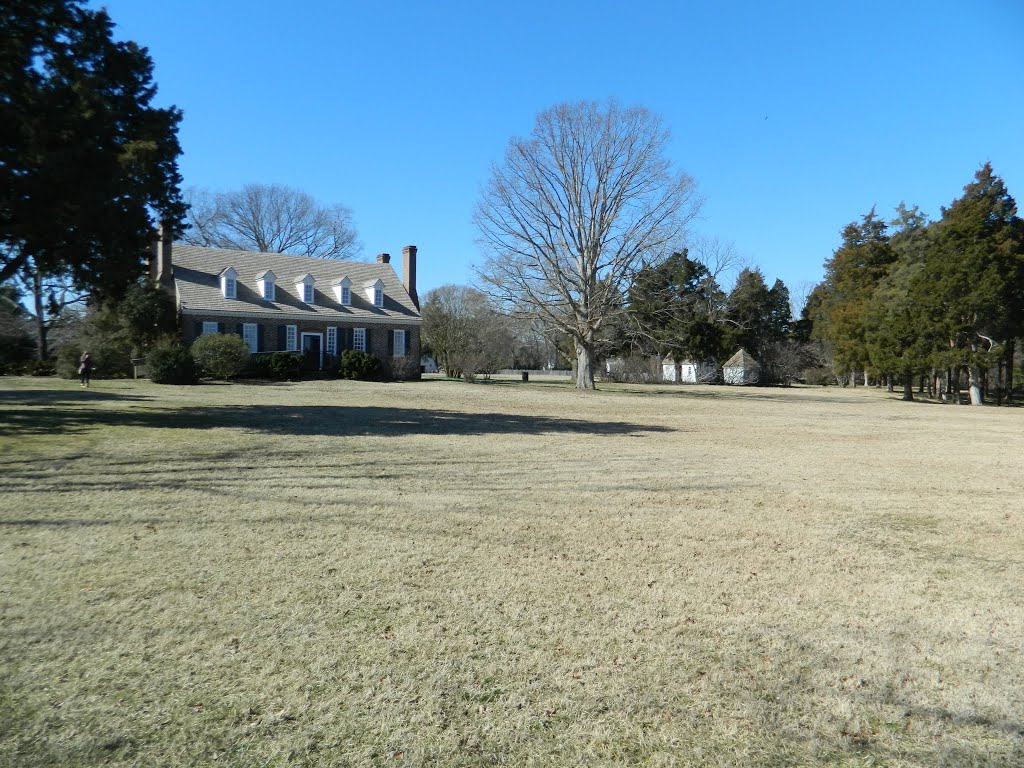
0,403,672,439
0,389,153,406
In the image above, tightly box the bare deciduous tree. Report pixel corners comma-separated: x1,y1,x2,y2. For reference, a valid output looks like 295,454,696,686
421,285,512,381
183,183,361,260
688,235,745,312
475,100,702,388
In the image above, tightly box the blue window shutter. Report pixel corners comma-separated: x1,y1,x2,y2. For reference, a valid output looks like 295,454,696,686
194,321,202,339
257,325,264,352
236,323,243,337
364,328,371,352
344,328,353,350
217,322,225,333
277,325,285,350
405,329,411,356
387,330,394,356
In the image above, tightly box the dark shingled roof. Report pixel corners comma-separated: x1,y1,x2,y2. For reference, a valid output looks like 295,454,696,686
171,244,420,324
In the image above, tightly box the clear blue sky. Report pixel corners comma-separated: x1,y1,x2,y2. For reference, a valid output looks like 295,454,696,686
92,0,1024,307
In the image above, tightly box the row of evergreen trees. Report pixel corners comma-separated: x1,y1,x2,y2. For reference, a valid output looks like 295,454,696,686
804,163,1023,404
611,249,796,383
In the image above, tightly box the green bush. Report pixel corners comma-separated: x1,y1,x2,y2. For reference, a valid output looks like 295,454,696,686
338,350,380,380
147,338,198,384
55,334,133,379
191,333,251,380
270,352,303,381
241,354,275,379
21,359,57,376
56,345,83,379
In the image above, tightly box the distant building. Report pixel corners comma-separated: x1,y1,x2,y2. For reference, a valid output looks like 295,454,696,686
661,356,717,384
149,229,421,376
723,348,760,385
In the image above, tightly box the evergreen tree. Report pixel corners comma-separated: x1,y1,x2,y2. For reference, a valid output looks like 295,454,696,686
627,250,725,362
911,164,1023,405
813,208,896,384
864,205,933,399
1,1,186,298
724,268,789,353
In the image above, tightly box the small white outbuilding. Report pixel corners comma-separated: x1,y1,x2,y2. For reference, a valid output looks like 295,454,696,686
661,357,717,384
723,349,760,385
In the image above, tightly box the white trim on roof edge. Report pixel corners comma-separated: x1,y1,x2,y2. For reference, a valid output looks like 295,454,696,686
179,307,421,325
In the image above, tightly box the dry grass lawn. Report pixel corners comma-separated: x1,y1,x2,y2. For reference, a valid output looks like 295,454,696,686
1,375,1022,766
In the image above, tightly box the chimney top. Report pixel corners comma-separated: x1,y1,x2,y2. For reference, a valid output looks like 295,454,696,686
376,253,390,264
402,245,419,311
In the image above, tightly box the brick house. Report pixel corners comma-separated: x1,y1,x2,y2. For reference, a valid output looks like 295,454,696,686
150,233,422,377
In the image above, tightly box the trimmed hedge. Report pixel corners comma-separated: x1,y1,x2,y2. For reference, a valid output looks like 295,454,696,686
147,338,198,384
338,350,380,380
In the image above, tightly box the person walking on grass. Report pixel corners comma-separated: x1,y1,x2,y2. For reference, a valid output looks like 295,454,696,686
79,351,93,387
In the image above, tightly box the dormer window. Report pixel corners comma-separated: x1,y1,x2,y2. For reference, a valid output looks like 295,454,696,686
257,270,277,301
220,267,238,299
365,278,385,308
295,274,315,304
333,277,352,306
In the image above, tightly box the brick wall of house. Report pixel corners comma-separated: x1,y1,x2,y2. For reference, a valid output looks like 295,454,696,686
180,315,421,378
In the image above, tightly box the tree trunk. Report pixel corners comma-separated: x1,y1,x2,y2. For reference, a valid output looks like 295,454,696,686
996,357,1004,405
886,376,894,393
902,368,914,401
1005,340,1015,404
968,365,984,405
31,271,48,360
863,369,869,387
574,338,595,389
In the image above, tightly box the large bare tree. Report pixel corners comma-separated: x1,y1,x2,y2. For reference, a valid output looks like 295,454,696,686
475,100,702,388
183,183,361,259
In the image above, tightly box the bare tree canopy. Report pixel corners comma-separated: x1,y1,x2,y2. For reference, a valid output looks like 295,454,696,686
475,100,702,388
183,183,362,260
421,284,512,380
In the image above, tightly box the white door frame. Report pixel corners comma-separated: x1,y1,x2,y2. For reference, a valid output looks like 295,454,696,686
300,332,324,369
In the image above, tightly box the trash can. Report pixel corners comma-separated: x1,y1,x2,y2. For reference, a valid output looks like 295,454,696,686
521,371,529,382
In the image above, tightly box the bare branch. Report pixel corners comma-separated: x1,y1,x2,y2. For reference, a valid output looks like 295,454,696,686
183,184,362,260
474,100,702,388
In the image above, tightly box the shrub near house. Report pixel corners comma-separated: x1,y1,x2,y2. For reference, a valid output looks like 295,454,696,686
190,333,250,380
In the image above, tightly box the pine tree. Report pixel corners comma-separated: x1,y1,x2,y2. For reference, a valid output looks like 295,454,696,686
627,250,725,363
813,208,896,385
1,1,186,294
912,164,1023,405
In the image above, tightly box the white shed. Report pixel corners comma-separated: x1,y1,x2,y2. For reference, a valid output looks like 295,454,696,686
661,357,717,384
723,349,760,385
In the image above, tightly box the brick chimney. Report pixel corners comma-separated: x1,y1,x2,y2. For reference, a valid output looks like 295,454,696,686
376,253,391,264
149,222,173,289
402,245,418,310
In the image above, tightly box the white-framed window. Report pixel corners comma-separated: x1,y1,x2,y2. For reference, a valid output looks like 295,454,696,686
326,326,338,355
221,267,238,299
286,324,298,351
374,287,383,307
257,270,277,301
393,329,406,357
353,327,366,352
303,284,314,303
202,321,219,335
242,323,258,353
341,285,351,305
